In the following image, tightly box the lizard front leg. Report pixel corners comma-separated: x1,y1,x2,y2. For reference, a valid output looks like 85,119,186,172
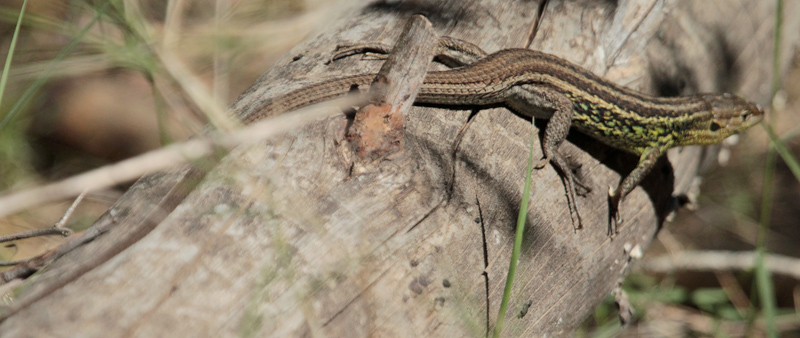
608,143,670,234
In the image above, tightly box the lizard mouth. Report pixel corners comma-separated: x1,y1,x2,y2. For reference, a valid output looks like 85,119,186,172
741,103,765,128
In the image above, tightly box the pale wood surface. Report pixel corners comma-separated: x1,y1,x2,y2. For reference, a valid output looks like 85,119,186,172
1,0,796,337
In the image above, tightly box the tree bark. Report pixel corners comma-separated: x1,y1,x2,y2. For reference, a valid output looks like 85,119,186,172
1,0,796,337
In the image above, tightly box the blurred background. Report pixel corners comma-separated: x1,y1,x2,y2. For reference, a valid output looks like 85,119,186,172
0,0,328,264
0,1,797,336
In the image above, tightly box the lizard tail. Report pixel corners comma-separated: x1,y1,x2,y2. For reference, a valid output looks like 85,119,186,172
241,74,377,124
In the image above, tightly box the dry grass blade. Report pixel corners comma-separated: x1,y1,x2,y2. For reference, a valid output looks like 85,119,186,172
0,93,366,218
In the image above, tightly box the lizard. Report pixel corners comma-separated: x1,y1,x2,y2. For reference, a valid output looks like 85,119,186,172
244,37,764,234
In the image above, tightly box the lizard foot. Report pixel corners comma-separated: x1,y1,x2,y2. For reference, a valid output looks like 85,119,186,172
608,185,623,236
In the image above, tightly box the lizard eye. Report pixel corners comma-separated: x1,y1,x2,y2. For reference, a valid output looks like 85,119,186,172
709,122,721,132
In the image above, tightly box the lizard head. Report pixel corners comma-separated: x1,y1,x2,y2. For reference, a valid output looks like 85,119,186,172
680,93,764,145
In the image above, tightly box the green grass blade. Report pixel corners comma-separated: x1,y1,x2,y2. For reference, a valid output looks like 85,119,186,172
755,148,777,338
0,2,111,131
763,124,800,183
753,1,783,337
0,0,29,109
492,119,537,337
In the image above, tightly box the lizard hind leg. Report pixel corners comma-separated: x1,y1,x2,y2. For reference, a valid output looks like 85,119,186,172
549,150,585,230
508,85,585,230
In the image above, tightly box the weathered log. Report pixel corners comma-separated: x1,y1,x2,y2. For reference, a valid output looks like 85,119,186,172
1,1,796,336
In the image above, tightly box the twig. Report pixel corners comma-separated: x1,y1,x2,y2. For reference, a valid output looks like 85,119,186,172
0,257,38,267
0,212,117,284
0,191,86,267
347,14,437,160
0,226,73,268
0,227,72,244
639,251,800,280
54,191,86,228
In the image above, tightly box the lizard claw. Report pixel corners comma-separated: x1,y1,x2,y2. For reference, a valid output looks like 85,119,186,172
571,207,584,232
608,185,622,236
575,178,592,196
609,212,622,237
534,157,549,170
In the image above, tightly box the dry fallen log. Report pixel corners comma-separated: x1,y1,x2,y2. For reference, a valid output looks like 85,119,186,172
1,0,797,336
